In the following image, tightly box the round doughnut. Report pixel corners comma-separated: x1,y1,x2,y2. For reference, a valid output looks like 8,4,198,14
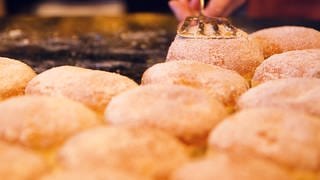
172,153,291,180
0,95,101,149
208,108,320,172
252,49,320,86
40,169,148,180
0,57,36,101
58,126,189,179
166,33,264,79
237,78,320,117
105,84,228,145
250,26,320,58
25,66,138,114
141,60,249,107
0,141,47,180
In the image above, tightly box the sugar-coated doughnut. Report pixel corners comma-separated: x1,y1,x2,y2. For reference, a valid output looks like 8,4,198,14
0,141,47,180
172,153,291,180
40,169,148,180
142,60,249,107
106,84,228,145
209,108,320,171
25,66,138,114
0,57,36,101
166,33,264,79
58,126,189,179
0,95,101,149
252,49,320,86
250,26,320,58
237,78,320,117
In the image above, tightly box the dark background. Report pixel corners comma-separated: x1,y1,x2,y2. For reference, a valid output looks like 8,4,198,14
5,0,171,15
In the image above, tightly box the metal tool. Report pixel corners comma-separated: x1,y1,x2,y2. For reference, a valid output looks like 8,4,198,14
177,0,238,39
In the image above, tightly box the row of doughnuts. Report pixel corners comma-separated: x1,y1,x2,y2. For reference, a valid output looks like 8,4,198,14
0,25,319,179
167,26,320,81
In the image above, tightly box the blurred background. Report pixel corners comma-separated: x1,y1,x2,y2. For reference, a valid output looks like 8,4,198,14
1,0,319,29
0,0,171,16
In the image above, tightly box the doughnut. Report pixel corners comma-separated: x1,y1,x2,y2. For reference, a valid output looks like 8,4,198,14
105,84,228,145
171,153,291,180
141,60,249,107
208,108,320,173
0,141,47,180
250,26,320,58
57,126,189,179
252,49,320,86
25,66,138,114
0,95,101,149
237,78,320,117
40,169,148,180
0,57,36,101
166,32,264,79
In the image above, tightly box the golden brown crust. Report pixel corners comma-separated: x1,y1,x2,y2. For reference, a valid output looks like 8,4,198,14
0,95,101,149
105,84,228,145
0,141,48,180
0,57,36,101
141,61,249,107
208,108,320,171
238,78,320,117
25,66,138,114
58,126,189,179
250,26,320,58
252,49,320,86
171,152,291,180
166,35,264,79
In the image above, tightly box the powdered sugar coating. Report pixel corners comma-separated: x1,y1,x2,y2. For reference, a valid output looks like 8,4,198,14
166,34,264,79
25,66,138,114
0,57,36,101
172,153,291,180
58,126,189,179
0,141,47,180
106,84,228,145
40,169,148,180
237,78,320,117
209,108,320,171
252,49,320,85
142,60,249,107
252,49,320,86
0,95,101,149
250,26,320,58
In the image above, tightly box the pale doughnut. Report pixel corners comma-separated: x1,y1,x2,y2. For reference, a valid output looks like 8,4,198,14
141,60,249,107
250,26,320,58
40,169,148,180
106,84,228,145
252,49,320,86
166,33,264,79
237,78,320,117
25,66,138,113
58,126,189,179
0,141,47,180
172,153,291,180
0,95,101,149
0,57,36,101
208,108,320,172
